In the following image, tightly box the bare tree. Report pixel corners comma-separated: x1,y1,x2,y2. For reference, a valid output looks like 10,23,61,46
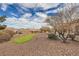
46,4,79,43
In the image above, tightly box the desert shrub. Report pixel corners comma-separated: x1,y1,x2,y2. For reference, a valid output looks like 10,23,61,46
0,31,11,43
0,25,6,30
48,33,58,40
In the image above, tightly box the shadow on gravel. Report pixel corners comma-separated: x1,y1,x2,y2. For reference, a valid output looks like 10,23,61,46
72,40,79,42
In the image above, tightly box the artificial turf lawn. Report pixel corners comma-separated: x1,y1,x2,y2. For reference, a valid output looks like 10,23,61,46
14,34,34,44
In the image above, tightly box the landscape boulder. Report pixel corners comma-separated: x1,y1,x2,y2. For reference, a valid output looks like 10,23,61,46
4,29,16,37
0,32,11,43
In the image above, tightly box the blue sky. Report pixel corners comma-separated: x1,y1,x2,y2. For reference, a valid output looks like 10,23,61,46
0,3,64,29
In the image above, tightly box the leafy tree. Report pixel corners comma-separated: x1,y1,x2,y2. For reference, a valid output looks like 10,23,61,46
0,16,7,30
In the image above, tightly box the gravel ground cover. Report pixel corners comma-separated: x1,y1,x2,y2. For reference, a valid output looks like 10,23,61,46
0,33,79,56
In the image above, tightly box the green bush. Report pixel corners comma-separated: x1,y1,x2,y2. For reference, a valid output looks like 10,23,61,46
48,33,58,40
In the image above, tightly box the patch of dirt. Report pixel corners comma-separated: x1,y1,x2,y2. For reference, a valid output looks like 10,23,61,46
0,33,79,56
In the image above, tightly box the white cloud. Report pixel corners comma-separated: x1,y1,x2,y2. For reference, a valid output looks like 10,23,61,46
38,3,59,9
18,18,29,24
36,12,47,18
46,9,58,14
21,3,59,9
11,13,18,17
33,12,47,22
21,13,32,18
1,4,8,11
3,17,48,29
21,3,38,8
5,17,29,24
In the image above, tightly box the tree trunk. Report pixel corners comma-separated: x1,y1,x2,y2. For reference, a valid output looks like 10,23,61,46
58,32,67,43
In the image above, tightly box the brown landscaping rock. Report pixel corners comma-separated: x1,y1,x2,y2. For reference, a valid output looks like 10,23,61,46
4,27,17,37
0,32,11,43
4,29,16,37
74,35,79,41
0,27,16,43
